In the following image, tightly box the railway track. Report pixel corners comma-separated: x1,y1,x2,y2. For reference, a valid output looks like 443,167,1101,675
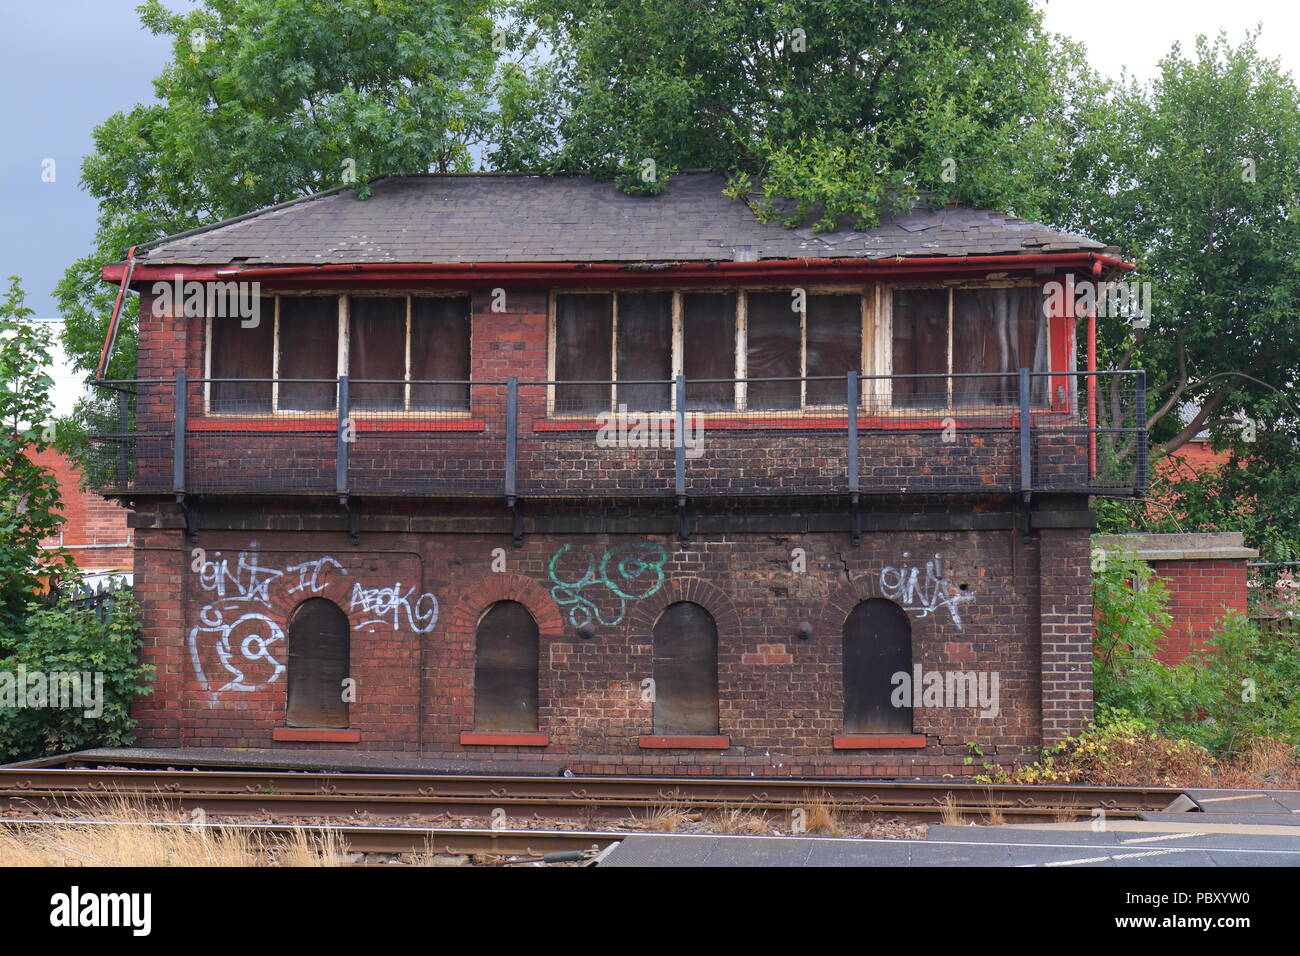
0,765,1184,823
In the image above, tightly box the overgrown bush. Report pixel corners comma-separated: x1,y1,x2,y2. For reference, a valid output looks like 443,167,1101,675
0,589,154,761
1091,543,1300,753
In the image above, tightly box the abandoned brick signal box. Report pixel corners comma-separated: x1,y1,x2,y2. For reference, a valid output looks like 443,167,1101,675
91,174,1147,776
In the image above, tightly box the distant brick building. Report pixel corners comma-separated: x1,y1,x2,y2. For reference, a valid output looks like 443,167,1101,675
31,447,133,581
90,174,1146,776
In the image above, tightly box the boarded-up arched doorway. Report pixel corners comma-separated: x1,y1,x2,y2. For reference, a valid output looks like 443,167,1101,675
474,600,540,732
286,598,350,728
652,601,719,735
842,599,912,734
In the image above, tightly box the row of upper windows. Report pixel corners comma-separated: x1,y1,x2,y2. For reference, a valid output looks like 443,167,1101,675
204,285,1054,415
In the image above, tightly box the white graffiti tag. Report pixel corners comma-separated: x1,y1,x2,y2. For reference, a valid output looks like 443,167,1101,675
349,582,439,634
188,551,438,696
879,553,975,630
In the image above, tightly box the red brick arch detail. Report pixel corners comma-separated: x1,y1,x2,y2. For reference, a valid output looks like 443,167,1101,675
445,573,565,638
623,577,741,638
819,574,891,638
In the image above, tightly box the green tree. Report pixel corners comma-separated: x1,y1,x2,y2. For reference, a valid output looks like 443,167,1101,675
1058,32,1300,457
57,0,506,380
0,589,152,760
498,0,1099,227
0,278,73,641
1075,33,1300,564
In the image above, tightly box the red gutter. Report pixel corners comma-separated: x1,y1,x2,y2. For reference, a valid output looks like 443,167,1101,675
101,252,1134,284
94,245,137,381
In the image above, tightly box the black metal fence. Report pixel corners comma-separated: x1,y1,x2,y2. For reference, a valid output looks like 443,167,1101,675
85,370,1147,499
33,578,132,624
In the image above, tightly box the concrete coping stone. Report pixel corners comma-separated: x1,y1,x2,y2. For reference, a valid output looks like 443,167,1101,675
1093,532,1258,562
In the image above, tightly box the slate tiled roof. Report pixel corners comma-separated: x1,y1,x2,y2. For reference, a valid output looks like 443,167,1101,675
133,173,1109,266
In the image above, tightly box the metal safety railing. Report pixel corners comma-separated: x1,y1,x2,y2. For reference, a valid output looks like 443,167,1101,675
84,370,1147,499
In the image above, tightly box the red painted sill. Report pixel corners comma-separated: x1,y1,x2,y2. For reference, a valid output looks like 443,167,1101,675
191,418,485,433
273,727,360,743
833,734,927,750
638,735,730,750
459,732,550,747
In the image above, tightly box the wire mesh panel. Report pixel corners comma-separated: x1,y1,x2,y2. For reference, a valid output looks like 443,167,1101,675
347,380,507,496
1031,371,1144,494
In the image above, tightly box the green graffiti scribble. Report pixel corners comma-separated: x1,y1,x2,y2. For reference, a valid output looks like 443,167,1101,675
548,542,668,629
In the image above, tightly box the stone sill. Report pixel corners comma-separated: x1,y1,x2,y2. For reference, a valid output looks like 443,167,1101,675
272,727,360,743
638,735,730,750
459,732,549,747
832,734,927,750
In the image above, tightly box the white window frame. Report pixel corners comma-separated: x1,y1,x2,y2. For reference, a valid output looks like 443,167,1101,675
881,280,1051,412
204,290,473,417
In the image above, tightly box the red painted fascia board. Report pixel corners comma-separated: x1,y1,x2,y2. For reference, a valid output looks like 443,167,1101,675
102,252,1133,286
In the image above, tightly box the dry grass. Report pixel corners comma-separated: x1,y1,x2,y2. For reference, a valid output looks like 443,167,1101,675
938,793,963,826
983,794,1005,827
642,804,692,833
796,795,843,836
0,799,348,867
706,808,772,836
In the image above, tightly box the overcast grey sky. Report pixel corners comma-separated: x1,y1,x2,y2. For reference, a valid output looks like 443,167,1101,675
2,0,1297,320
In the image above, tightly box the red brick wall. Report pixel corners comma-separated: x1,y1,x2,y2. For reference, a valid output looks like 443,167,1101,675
1150,558,1249,665
31,447,132,572
127,509,1094,776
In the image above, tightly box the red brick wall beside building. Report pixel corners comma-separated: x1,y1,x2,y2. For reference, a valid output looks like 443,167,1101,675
1094,533,1256,665
31,446,133,573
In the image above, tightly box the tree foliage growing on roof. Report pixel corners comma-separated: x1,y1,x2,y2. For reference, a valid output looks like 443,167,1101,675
493,0,1099,230
0,278,73,640
56,0,508,380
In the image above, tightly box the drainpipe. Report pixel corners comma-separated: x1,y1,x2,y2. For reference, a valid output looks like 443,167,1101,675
95,245,138,382
1088,260,1101,478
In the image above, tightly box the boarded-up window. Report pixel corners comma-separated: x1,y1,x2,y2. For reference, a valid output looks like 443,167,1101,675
474,601,539,732
278,297,339,411
652,601,719,735
286,598,350,728
806,294,861,405
410,296,471,411
554,294,612,414
210,300,274,413
746,292,801,409
952,287,1047,406
842,599,912,734
891,289,948,407
682,292,736,410
349,296,406,410
616,292,672,411
345,295,405,408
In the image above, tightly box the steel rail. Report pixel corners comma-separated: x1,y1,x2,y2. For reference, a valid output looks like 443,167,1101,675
0,767,1184,812
0,789,1150,823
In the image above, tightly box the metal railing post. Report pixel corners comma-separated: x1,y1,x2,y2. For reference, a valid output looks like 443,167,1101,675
117,389,129,487
1134,370,1148,492
336,375,349,496
1019,368,1031,494
172,371,186,494
674,375,687,499
505,377,518,499
847,370,859,495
